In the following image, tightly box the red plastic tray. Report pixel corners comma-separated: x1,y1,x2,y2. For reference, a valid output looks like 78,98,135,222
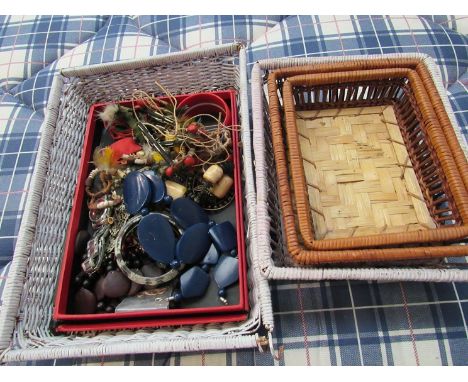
53,90,249,331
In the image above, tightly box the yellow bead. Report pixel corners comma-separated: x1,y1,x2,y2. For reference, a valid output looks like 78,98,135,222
211,175,233,199
152,152,164,163
203,164,224,184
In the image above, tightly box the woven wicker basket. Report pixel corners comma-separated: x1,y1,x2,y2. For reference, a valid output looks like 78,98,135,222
0,44,274,363
252,54,468,281
267,66,468,265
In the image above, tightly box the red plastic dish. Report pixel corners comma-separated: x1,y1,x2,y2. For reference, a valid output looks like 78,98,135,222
53,90,249,331
178,92,231,126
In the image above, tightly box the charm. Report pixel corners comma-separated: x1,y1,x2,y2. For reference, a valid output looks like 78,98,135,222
161,266,210,303
213,255,239,305
208,221,237,255
179,266,210,299
81,226,110,274
122,171,152,215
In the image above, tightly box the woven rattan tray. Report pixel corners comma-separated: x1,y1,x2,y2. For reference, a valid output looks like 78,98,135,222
268,67,468,264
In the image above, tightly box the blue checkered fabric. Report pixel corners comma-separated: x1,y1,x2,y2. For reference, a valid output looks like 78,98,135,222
0,15,467,366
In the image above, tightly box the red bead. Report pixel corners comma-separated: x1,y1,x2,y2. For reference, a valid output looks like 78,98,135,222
183,156,196,167
165,166,174,177
186,123,199,134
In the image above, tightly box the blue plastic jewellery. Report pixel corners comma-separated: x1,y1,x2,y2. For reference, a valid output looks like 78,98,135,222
115,168,240,304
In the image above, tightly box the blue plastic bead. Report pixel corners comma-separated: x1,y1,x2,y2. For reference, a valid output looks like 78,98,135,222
176,223,211,265
230,249,237,257
180,266,210,299
170,259,181,269
201,244,219,265
218,288,226,297
208,220,216,228
213,255,239,289
140,207,149,216
163,195,173,205
137,214,176,265
142,170,166,204
122,171,152,215
170,197,209,229
209,221,237,254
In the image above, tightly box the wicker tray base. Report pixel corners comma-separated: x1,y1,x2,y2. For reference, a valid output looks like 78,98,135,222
297,105,436,240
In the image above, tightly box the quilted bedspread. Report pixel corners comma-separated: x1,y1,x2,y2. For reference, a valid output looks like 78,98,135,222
0,15,467,366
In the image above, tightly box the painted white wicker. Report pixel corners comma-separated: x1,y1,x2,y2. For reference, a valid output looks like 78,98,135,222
252,54,468,285
0,43,274,362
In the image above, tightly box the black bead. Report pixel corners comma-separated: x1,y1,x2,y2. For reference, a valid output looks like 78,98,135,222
74,275,83,285
105,305,114,313
221,162,234,175
82,279,92,289
133,259,142,268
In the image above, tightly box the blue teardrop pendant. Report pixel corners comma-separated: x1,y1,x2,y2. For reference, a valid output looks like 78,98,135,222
137,213,176,265
179,266,210,299
213,254,238,289
176,223,212,265
170,197,209,229
142,170,166,205
123,171,152,215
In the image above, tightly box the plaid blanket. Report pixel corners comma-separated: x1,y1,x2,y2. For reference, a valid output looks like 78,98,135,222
0,15,467,365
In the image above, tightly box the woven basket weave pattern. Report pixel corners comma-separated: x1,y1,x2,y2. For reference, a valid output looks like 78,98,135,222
252,54,468,283
0,47,265,361
297,105,436,240
267,65,468,264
